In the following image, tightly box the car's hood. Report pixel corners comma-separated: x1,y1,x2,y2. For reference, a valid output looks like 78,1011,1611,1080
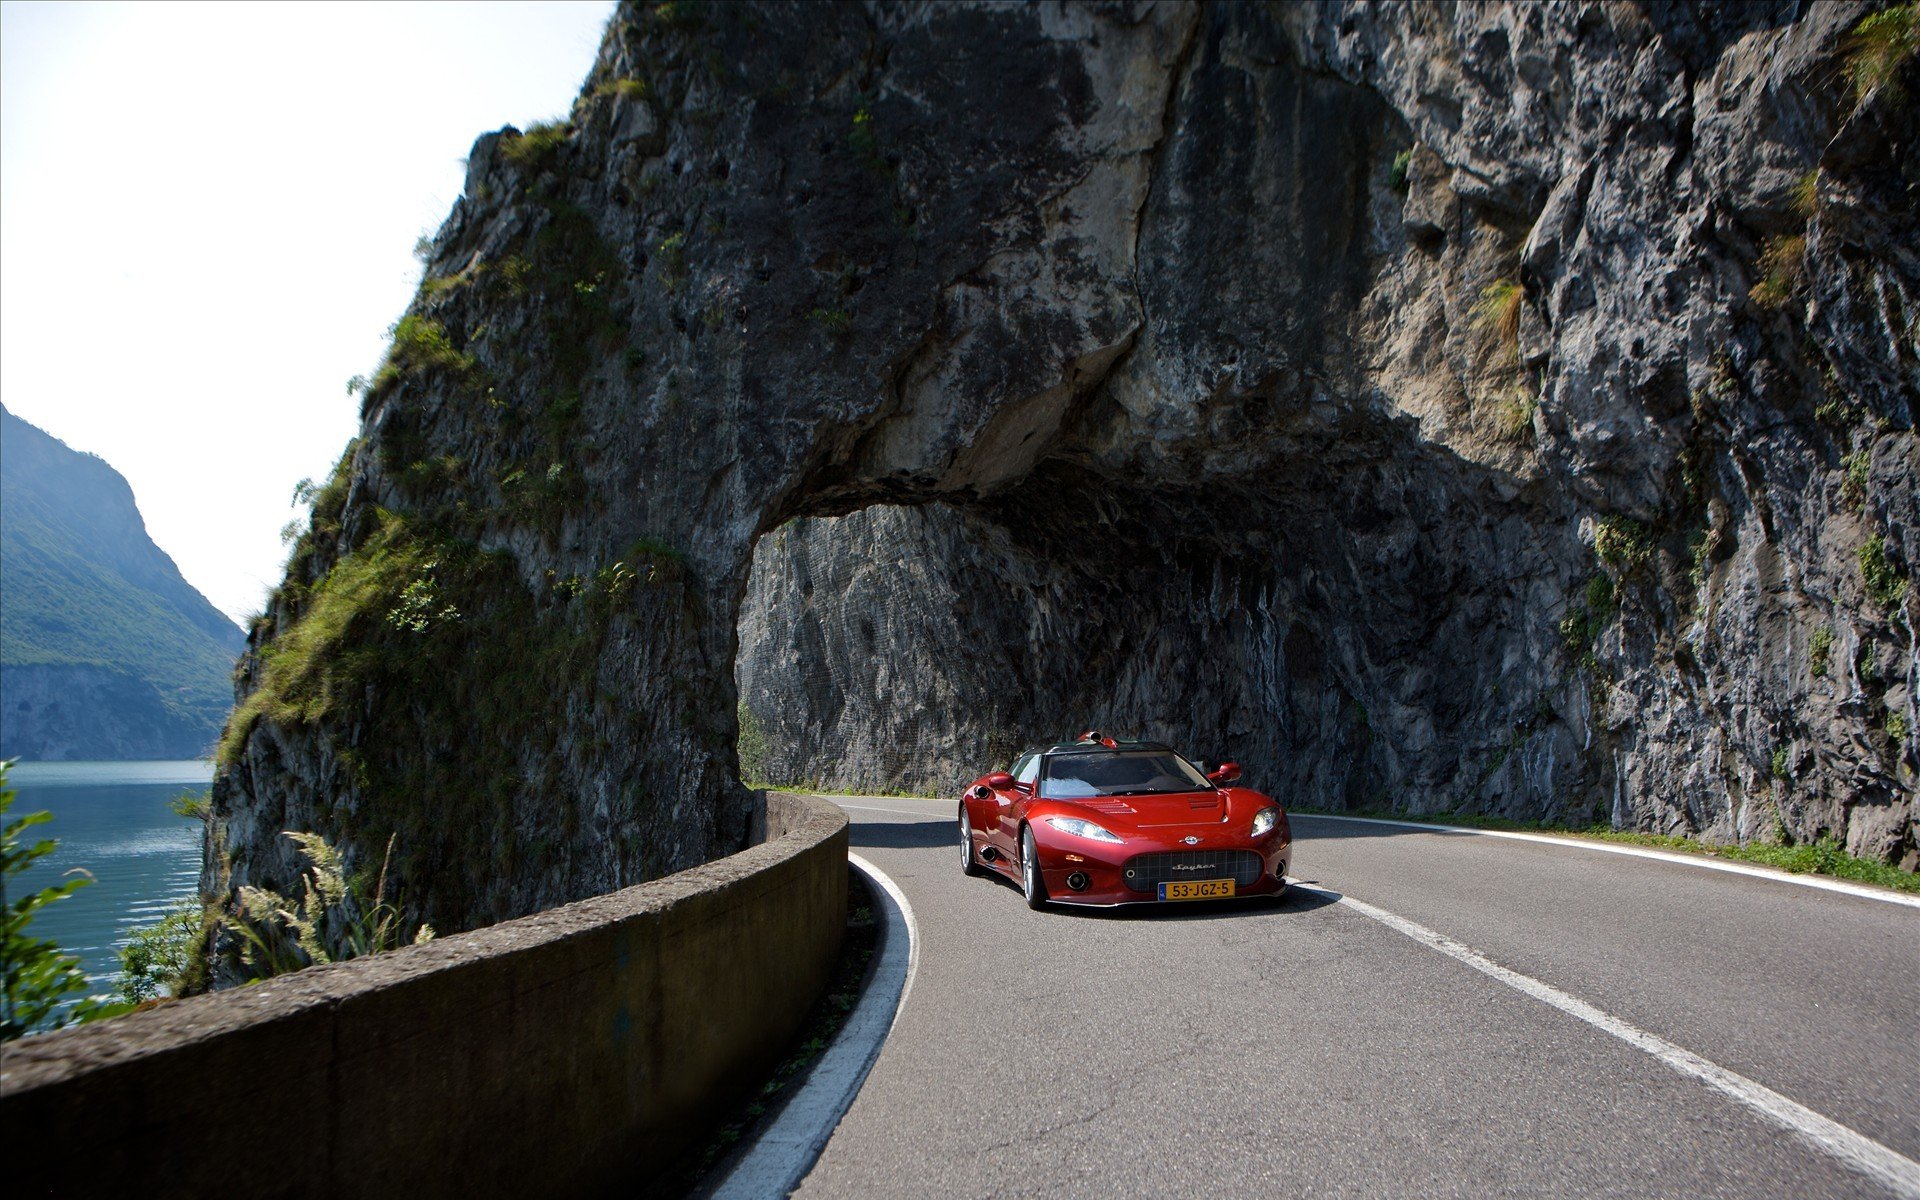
1056,787,1268,833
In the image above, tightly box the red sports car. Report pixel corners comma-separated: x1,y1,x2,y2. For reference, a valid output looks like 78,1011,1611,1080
958,733,1292,909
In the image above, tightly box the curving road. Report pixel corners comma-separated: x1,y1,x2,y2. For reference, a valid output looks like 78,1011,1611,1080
789,801,1920,1199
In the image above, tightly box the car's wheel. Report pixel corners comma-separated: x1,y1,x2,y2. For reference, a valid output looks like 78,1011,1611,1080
959,806,985,877
1021,826,1050,910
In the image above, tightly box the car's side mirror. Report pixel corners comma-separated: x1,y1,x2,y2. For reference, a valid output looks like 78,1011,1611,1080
985,772,1016,790
1207,762,1242,785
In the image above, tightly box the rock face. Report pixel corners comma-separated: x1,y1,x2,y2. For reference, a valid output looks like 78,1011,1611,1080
1,406,244,760
217,0,1917,942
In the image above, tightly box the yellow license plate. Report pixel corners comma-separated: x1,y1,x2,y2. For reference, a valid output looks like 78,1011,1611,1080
1158,878,1235,901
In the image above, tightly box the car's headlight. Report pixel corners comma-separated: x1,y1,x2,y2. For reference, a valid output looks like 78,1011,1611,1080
1251,807,1280,836
1044,816,1123,843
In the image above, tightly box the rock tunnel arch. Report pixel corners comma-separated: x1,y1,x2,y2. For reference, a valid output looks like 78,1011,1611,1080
212,2,1918,947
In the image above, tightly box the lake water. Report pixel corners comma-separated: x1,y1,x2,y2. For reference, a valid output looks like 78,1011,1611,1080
5,760,211,993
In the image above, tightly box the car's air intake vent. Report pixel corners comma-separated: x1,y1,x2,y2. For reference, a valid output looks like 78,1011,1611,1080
1120,850,1263,892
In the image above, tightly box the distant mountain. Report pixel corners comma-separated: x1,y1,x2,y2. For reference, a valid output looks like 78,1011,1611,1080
1,406,244,759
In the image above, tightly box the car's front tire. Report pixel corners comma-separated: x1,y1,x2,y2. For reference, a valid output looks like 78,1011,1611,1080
959,806,985,877
1021,826,1050,910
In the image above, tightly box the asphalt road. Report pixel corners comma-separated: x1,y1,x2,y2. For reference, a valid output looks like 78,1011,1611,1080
791,802,1920,1199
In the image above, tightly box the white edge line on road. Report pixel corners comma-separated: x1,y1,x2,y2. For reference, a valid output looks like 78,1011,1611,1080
705,852,919,1200
1321,887,1920,1199
1304,813,1920,909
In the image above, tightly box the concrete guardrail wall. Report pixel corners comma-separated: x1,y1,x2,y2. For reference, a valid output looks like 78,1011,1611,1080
0,791,848,1199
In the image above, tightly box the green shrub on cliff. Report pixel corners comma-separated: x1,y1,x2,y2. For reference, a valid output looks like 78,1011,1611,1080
1845,3,1918,109
1594,515,1654,572
737,701,771,785
502,119,571,169
115,897,207,1004
375,315,476,388
1811,624,1835,677
1859,534,1909,609
219,504,701,919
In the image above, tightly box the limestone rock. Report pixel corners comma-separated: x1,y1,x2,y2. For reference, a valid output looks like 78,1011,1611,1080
216,0,1917,946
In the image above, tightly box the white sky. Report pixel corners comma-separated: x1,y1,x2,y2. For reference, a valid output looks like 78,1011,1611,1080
1,0,615,625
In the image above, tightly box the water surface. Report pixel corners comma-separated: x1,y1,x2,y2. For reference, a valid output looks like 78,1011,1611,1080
6,760,210,992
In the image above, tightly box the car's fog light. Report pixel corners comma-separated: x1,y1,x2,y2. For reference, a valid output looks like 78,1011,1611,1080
1067,871,1090,892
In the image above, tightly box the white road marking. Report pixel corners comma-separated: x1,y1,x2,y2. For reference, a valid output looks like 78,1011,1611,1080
1304,814,1920,909
1323,887,1920,1199
705,853,918,1200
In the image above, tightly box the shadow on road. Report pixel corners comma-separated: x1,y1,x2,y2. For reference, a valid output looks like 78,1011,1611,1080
1290,814,1477,841
848,819,953,852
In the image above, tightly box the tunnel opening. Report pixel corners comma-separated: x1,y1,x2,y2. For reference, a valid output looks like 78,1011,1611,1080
731,437,1609,825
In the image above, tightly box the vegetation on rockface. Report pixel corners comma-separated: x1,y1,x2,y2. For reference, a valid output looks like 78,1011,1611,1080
501,119,572,171
116,897,207,1004
656,230,688,292
1750,233,1807,309
736,701,771,786
1303,805,1920,894
1845,2,1918,109
1470,277,1534,440
372,315,478,393
1560,572,1618,669
1,766,132,1040
1593,515,1655,574
1389,147,1414,193
1475,277,1524,367
1841,447,1871,507
807,306,853,336
593,76,651,101
1859,534,1910,609
1494,387,1538,440
220,504,702,930
1811,624,1835,677
222,831,432,979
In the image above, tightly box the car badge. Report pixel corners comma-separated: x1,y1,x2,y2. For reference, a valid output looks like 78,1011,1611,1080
1182,836,1200,845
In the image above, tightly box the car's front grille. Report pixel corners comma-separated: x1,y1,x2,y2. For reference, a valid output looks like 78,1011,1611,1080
1121,850,1264,892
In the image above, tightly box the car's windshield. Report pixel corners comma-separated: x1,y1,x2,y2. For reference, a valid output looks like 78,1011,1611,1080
1039,751,1213,798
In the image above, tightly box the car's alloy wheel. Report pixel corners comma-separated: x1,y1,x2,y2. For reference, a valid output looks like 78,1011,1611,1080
1021,827,1049,910
959,806,984,877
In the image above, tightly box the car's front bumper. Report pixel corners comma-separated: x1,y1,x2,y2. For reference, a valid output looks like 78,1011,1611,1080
1034,834,1291,907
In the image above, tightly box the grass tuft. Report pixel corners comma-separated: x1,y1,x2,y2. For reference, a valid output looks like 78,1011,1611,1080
1811,624,1835,677
1789,168,1821,220
502,120,570,170
1389,147,1414,193
807,307,853,336
594,77,650,101
1859,534,1910,608
1841,448,1870,507
1844,3,1918,109
1750,234,1806,309
1494,388,1537,440
1475,277,1524,365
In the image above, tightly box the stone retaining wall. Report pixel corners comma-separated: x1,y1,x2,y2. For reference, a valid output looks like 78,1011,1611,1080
0,791,847,1199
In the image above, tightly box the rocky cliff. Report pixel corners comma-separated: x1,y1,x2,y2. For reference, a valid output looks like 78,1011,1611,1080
216,0,1917,942
1,406,244,760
